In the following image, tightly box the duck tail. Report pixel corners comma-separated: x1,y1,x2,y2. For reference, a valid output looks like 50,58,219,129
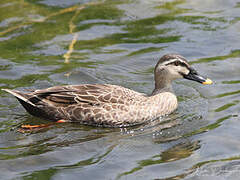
2,89,36,107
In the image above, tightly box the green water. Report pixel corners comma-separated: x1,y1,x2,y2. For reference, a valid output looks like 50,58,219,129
0,0,240,179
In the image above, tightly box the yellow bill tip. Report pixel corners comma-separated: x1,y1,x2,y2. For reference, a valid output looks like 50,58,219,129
202,78,213,85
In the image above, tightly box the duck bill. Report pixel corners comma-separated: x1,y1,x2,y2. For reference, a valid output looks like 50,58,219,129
183,71,212,85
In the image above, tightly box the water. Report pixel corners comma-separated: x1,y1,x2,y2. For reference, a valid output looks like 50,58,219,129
0,0,240,179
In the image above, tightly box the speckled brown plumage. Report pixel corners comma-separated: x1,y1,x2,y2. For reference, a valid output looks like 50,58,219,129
2,54,212,127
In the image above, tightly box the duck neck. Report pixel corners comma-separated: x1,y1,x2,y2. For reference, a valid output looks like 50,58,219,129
151,78,173,96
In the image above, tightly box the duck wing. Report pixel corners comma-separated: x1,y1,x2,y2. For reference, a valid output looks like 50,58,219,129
31,84,143,107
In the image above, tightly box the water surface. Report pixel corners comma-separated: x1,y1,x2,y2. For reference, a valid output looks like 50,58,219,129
0,0,240,179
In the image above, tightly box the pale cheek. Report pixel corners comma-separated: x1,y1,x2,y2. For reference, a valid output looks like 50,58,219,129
167,66,190,79
183,68,190,75
167,67,178,78
176,67,189,78
177,66,189,75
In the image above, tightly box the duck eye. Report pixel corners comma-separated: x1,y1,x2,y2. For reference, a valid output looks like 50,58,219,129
174,61,180,66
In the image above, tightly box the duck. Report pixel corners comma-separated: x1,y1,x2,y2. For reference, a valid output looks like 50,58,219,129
2,54,212,128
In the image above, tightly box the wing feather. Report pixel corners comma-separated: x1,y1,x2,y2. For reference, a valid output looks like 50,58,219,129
30,84,142,107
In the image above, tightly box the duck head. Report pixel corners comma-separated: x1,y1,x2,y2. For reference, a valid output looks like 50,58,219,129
153,54,212,93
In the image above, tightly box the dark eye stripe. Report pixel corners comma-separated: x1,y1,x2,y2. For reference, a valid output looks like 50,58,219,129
166,61,188,68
